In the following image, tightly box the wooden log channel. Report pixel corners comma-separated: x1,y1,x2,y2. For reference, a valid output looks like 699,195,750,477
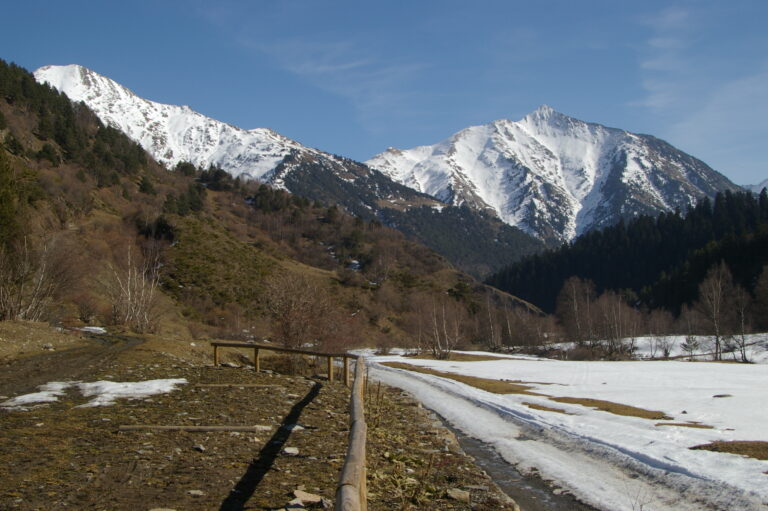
210,341,359,386
335,357,367,511
118,425,272,432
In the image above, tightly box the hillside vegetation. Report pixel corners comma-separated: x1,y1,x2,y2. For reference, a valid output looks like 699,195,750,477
0,58,531,355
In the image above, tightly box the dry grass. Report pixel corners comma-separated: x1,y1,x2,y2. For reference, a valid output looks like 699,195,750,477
655,422,714,429
381,362,544,395
550,397,673,420
0,320,87,362
521,402,572,415
385,361,675,421
691,441,768,460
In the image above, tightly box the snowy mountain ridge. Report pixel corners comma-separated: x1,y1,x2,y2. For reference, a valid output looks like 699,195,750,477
35,64,738,245
34,64,313,180
745,178,768,194
367,105,738,242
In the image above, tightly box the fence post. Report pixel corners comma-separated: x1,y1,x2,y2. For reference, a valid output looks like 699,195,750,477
213,345,219,366
344,356,350,387
254,348,260,372
327,356,335,383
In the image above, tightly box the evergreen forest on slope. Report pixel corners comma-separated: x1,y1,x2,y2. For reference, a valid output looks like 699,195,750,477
487,189,768,317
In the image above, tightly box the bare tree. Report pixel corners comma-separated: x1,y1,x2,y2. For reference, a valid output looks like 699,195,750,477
694,262,735,360
264,272,338,350
423,294,467,359
647,309,674,358
556,276,596,344
595,290,640,357
485,294,502,350
104,244,161,332
732,285,752,363
0,236,75,321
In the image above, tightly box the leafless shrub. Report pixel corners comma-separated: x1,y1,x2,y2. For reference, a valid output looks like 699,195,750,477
0,236,76,321
103,243,161,332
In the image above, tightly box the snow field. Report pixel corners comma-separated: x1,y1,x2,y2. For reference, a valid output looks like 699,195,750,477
368,349,768,511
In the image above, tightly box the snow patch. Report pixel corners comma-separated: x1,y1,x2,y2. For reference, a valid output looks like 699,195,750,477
1,379,187,409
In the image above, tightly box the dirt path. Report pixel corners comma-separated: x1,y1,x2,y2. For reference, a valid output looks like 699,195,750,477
0,340,519,510
0,334,143,398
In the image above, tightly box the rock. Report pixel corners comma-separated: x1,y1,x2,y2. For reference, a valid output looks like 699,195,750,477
446,488,471,503
462,485,489,491
283,446,300,456
42,344,54,350
149,508,177,511
285,424,305,431
192,445,206,452
187,490,205,497
293,489,322,504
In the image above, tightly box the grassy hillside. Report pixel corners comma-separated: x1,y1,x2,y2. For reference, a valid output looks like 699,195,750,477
0,58,534,353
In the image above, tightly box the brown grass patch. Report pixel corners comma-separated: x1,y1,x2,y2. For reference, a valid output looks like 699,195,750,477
522,402,573,415
656,422,714,429
549,397,673,420
691,441,768,460
381,362,544,395
405,352,510,362
383,361,673,421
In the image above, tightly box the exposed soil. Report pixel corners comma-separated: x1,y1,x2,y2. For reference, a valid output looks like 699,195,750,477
0,328,517,510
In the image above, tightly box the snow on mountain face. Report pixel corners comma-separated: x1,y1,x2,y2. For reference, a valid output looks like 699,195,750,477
34,65,310,180
744,178,768,193
367,105,738,242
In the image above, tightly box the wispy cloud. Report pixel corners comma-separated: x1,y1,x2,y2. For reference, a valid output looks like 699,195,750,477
636,5,768,182
242,36,426,133
636,7,696,112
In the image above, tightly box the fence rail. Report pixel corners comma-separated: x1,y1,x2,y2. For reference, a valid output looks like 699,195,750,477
210,341,358,385
335,356,367,511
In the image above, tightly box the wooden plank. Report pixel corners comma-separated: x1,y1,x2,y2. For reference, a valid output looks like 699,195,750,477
213,345,220,366
118,425,272,432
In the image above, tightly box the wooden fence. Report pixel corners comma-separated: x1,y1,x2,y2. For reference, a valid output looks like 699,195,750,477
209,341,368,510
210,341,357,386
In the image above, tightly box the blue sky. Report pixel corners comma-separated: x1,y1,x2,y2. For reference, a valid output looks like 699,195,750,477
3,1,767,183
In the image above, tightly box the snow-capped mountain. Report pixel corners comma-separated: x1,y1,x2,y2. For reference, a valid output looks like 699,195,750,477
34,64,312,180
34,64,545,276
367,106,738,242
745,178,768,194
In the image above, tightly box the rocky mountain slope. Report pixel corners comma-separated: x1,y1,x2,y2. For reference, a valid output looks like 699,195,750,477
33,64,543,276
367,106,740,242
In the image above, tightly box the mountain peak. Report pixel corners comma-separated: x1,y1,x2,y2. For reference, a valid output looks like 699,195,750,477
532,104,556,116
368,107,737,242
35,64,309,179
522,104,572,126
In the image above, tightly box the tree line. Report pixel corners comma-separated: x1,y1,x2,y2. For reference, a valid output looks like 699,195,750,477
483,188,768,360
